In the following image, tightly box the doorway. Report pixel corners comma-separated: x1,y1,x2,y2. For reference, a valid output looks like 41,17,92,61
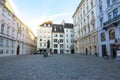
86,48,88,55
102,45,107,57
110,44,117,58
17,45,20,55
54,49,57,54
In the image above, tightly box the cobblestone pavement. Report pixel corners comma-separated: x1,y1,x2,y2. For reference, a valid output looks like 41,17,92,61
0,54,120,80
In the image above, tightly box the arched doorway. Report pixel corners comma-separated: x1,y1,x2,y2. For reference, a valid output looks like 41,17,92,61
54,49,57,54
17,45,20,55
110,44,117,58
86,48,88,55
102,45,107,57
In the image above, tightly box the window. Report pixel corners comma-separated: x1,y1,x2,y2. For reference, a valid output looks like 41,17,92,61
60,35,63,37
0,38,4,46
59,39,63,43
40,39,42,41
67,45,69,48
89,38,91,44
40,43,42,47
108,12,112,20
92,23,95,30
109,29,115,39
6,40,9,47
44,43,46,47
91,0,93,8
84,28,86,34
66,34,68,37
12,50,14,54
100,17,103,27
66,39,68,43
1,24,5,34
112,0,116,3
107,0,110,8
54,39,57,42
54,44,57,48
87,15,89,22
6,50,9,54
54,34,57,37
88,26,90,33
60,44,63,48
2,9,5,16
99,5,103,13
113,8,118,17
101,33,106,41
7,13,11,20
12,41,14,48
7,26,10,36
93,36,96,42
12,27,15,37
0,50,3,54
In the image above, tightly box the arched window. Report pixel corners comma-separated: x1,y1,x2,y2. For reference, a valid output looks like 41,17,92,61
109,29,115,40
101,32,106,41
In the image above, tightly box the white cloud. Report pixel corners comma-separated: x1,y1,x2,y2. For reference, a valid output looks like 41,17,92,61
28,12,73,26
8,0,73,36
26,12,73,36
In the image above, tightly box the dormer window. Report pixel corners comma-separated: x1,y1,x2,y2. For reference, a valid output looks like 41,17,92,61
44,24,46,26
54,26,56,31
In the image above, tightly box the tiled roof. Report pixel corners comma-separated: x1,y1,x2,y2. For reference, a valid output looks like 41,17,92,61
40,21,53,26
52,24,64,33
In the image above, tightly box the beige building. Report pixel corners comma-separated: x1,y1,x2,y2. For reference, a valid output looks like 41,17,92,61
72,0,99,55
0,0,36,56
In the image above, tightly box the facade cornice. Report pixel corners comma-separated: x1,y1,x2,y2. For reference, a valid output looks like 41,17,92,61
72,0,84,18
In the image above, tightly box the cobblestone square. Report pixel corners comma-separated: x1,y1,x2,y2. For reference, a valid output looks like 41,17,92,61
0,54,120,80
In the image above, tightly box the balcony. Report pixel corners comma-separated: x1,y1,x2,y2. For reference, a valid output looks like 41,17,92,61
103,14,120,29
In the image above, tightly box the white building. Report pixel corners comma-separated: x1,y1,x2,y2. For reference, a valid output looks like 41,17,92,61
52,24,64,54
0,0,36,56
63,21,74,54
97,0,120,58
37,21,74,54
37,21,52,52
72,0,99,55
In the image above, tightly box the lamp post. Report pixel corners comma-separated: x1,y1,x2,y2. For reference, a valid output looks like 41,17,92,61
47,39,50,56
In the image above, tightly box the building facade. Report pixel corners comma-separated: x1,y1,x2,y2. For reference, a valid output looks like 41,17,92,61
37,21,74,54
37,21,52,52
52,24,64,54
73,0,99,55
97,0,120,58
0,0,36,56
62,21,74,54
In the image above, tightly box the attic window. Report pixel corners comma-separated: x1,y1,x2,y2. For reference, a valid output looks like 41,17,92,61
54,26,56,31
44,24,46,26
48,24,50,26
